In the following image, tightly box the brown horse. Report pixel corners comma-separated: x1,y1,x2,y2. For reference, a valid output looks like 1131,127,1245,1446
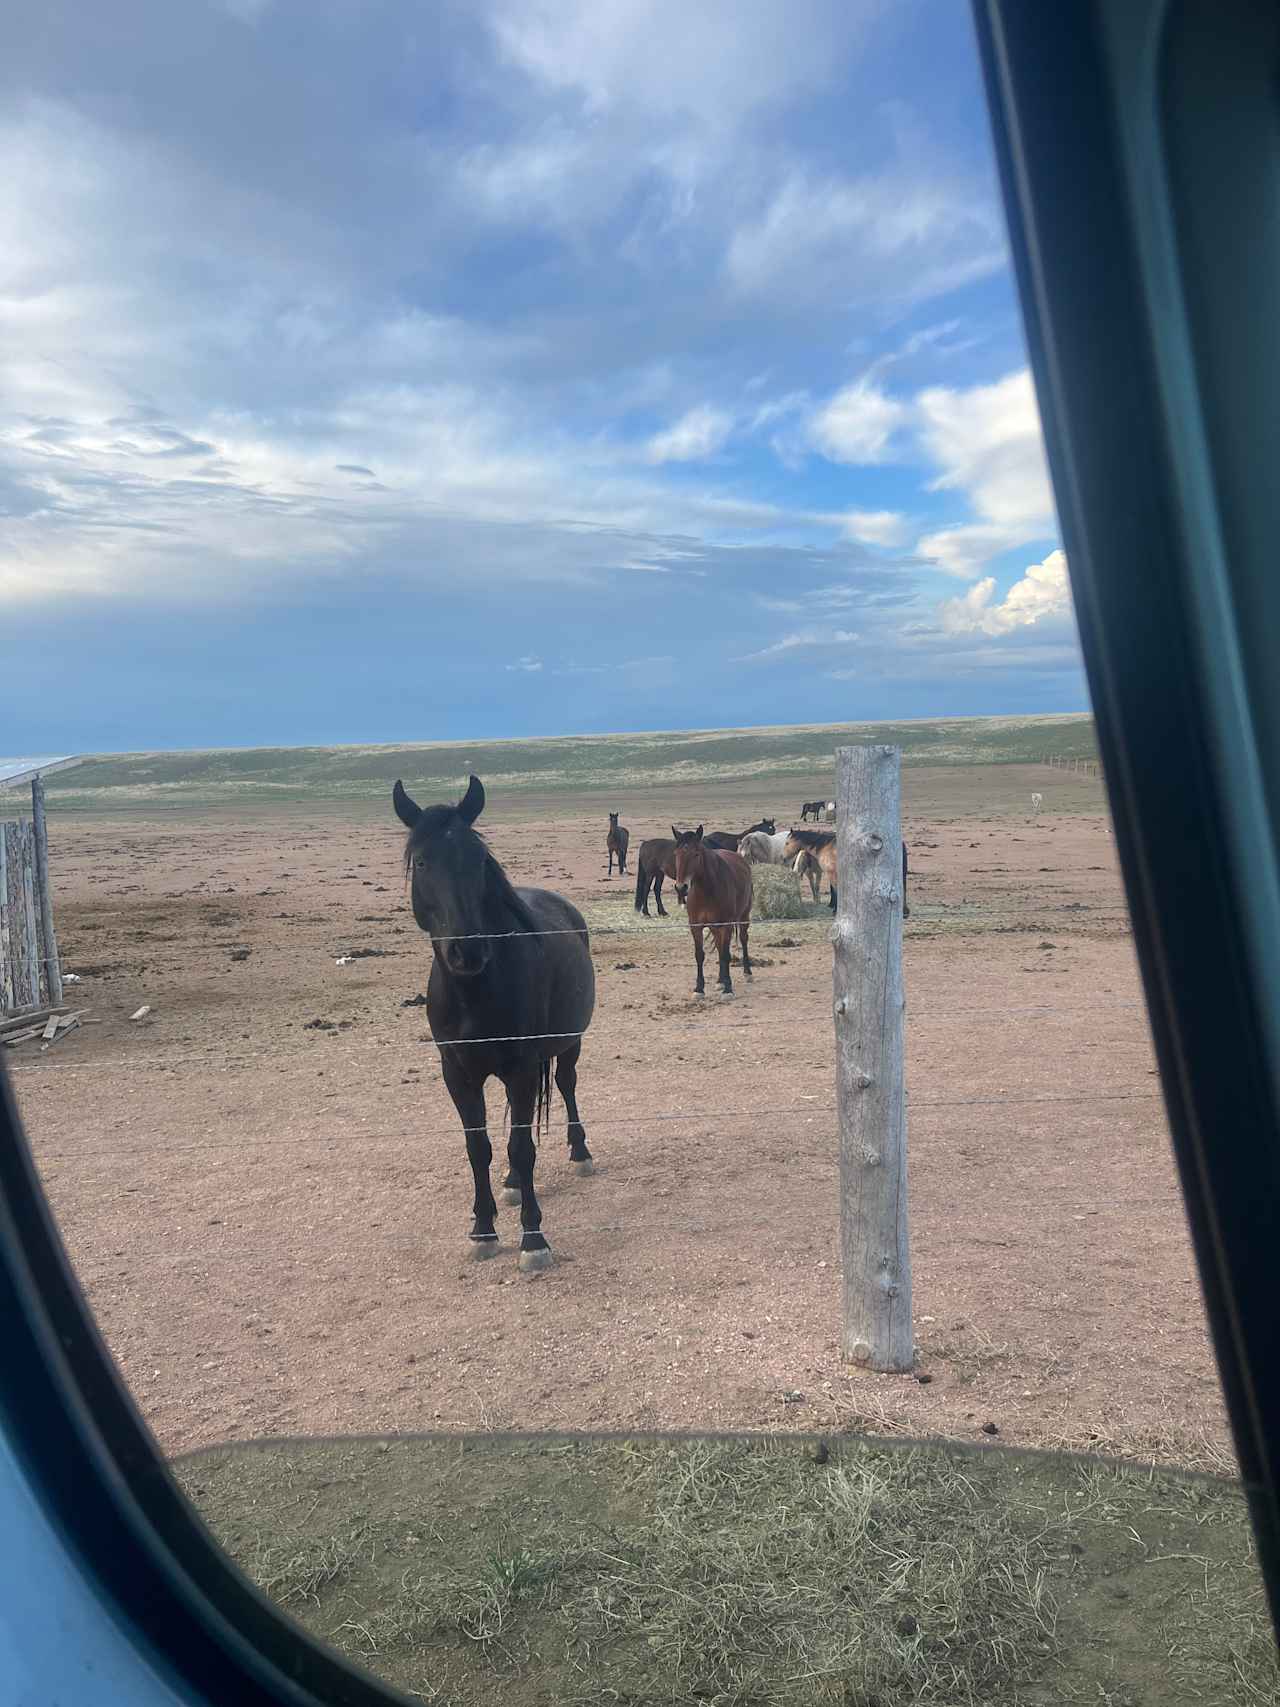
606,812,630,876
672,827,753,995
785,829,910,917
633,836,678,916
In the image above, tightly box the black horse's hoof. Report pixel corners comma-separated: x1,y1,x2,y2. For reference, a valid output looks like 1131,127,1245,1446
571,1156,595,1176
500,1186,522,1206
518,1236,553,1273
468,1233,500,1260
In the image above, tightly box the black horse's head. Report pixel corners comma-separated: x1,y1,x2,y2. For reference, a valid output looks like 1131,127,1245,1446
752,818,777,836
608,812,620,827
671,825,704,905
393,775,534,976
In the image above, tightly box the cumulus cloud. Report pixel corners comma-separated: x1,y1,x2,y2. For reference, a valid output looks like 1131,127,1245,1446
645,405,734,464
809,379,908,465
914,369,1056,574
937,549,1072,636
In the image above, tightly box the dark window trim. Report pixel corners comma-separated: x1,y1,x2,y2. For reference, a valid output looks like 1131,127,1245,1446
973,0,1280,1633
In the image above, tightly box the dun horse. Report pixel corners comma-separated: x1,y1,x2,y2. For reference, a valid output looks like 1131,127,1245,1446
606,811,630,876
785,828,911,917
633,836,678,916
672,827,753,996
394,775,595,1271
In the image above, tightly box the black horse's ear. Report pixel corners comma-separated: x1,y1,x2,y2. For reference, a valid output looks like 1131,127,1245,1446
393,780,421,828
458,775,485,824
671,826,680,841
694,825,703,841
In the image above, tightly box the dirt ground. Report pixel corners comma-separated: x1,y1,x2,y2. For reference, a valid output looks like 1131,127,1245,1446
4,763,1230,1471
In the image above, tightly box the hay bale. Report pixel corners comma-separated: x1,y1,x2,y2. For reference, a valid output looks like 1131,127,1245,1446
750,864,809,920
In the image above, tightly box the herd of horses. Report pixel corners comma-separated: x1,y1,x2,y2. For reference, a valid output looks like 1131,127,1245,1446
391,775,908,1271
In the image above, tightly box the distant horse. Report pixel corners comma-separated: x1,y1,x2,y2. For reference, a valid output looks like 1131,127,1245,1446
393,774,595,1272
672,827,753,996
606,812,630,876
704,817,776,852
785,828,911,917
634,836,678,916
800,800,826,822
740,828,821,903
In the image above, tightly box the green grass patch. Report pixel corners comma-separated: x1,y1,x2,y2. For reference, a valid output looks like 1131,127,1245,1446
175,1433,1275,1707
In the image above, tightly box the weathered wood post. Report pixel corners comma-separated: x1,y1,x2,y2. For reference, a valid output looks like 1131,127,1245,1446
832,744,913,1372
0,822,13,1012
31,775,63,1007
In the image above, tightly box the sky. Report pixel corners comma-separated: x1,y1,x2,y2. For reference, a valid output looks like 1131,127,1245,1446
1,0,1084,753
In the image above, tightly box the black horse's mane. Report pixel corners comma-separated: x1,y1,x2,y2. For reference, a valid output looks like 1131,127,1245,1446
787,826,835,848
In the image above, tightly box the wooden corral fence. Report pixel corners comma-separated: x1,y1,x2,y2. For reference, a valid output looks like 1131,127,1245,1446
1043,752,1103,779
832,745,913,1373
1,777,63,1015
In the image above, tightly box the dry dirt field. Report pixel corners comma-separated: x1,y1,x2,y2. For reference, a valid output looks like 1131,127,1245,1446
5,762,1229,1472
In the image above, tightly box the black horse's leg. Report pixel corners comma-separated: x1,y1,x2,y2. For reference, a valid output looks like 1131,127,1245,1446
442,1054,499,1256
740,918,752,979
829,883,837,912
692,924,706,995
654,872,666,916
503,1065,550,1271
555,1042,593,1172
607,844,614,876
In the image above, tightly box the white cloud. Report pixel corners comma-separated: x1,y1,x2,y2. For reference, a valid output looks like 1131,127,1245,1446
726,168,1005,310
913,369,1056,575
487,0,867,129
835,508,910,546
937,549,1072,636
738,626,859,662
645,404,734,464
809,378,907,466
505,654,544,672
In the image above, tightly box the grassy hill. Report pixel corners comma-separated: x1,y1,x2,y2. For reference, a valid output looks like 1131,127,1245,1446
34,714,1097,810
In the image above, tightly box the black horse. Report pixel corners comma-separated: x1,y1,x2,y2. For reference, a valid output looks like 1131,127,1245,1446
800,799,826,822
393,775,595,1271
704,817,776,852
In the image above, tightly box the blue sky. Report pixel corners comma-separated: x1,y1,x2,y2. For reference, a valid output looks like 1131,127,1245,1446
1,0,1084,752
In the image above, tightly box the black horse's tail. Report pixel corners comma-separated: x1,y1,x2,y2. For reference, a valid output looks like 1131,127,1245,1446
535,1058,552,1138
633,857,647,912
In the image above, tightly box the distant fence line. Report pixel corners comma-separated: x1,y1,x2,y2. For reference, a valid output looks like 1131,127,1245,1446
1042,752,1103,779
1,777,63,1015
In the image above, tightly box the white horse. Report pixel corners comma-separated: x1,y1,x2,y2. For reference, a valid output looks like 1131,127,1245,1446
740,829,822,903
1031,791,1043,816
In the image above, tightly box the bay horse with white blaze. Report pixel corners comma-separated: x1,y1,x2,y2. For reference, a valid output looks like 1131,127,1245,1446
672,827,753,995
394,775,595,1271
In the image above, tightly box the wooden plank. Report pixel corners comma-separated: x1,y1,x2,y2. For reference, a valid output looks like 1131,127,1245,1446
31,776,63,1007
832,744,913,1374
1,1024,45,1046
0,1003,70,1036
41,1014,59,1041
0,820,13,1013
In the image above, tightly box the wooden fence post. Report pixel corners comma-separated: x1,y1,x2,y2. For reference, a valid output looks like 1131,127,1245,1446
0,823,13,1013
31,776,63,1007
832,745,913,1373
